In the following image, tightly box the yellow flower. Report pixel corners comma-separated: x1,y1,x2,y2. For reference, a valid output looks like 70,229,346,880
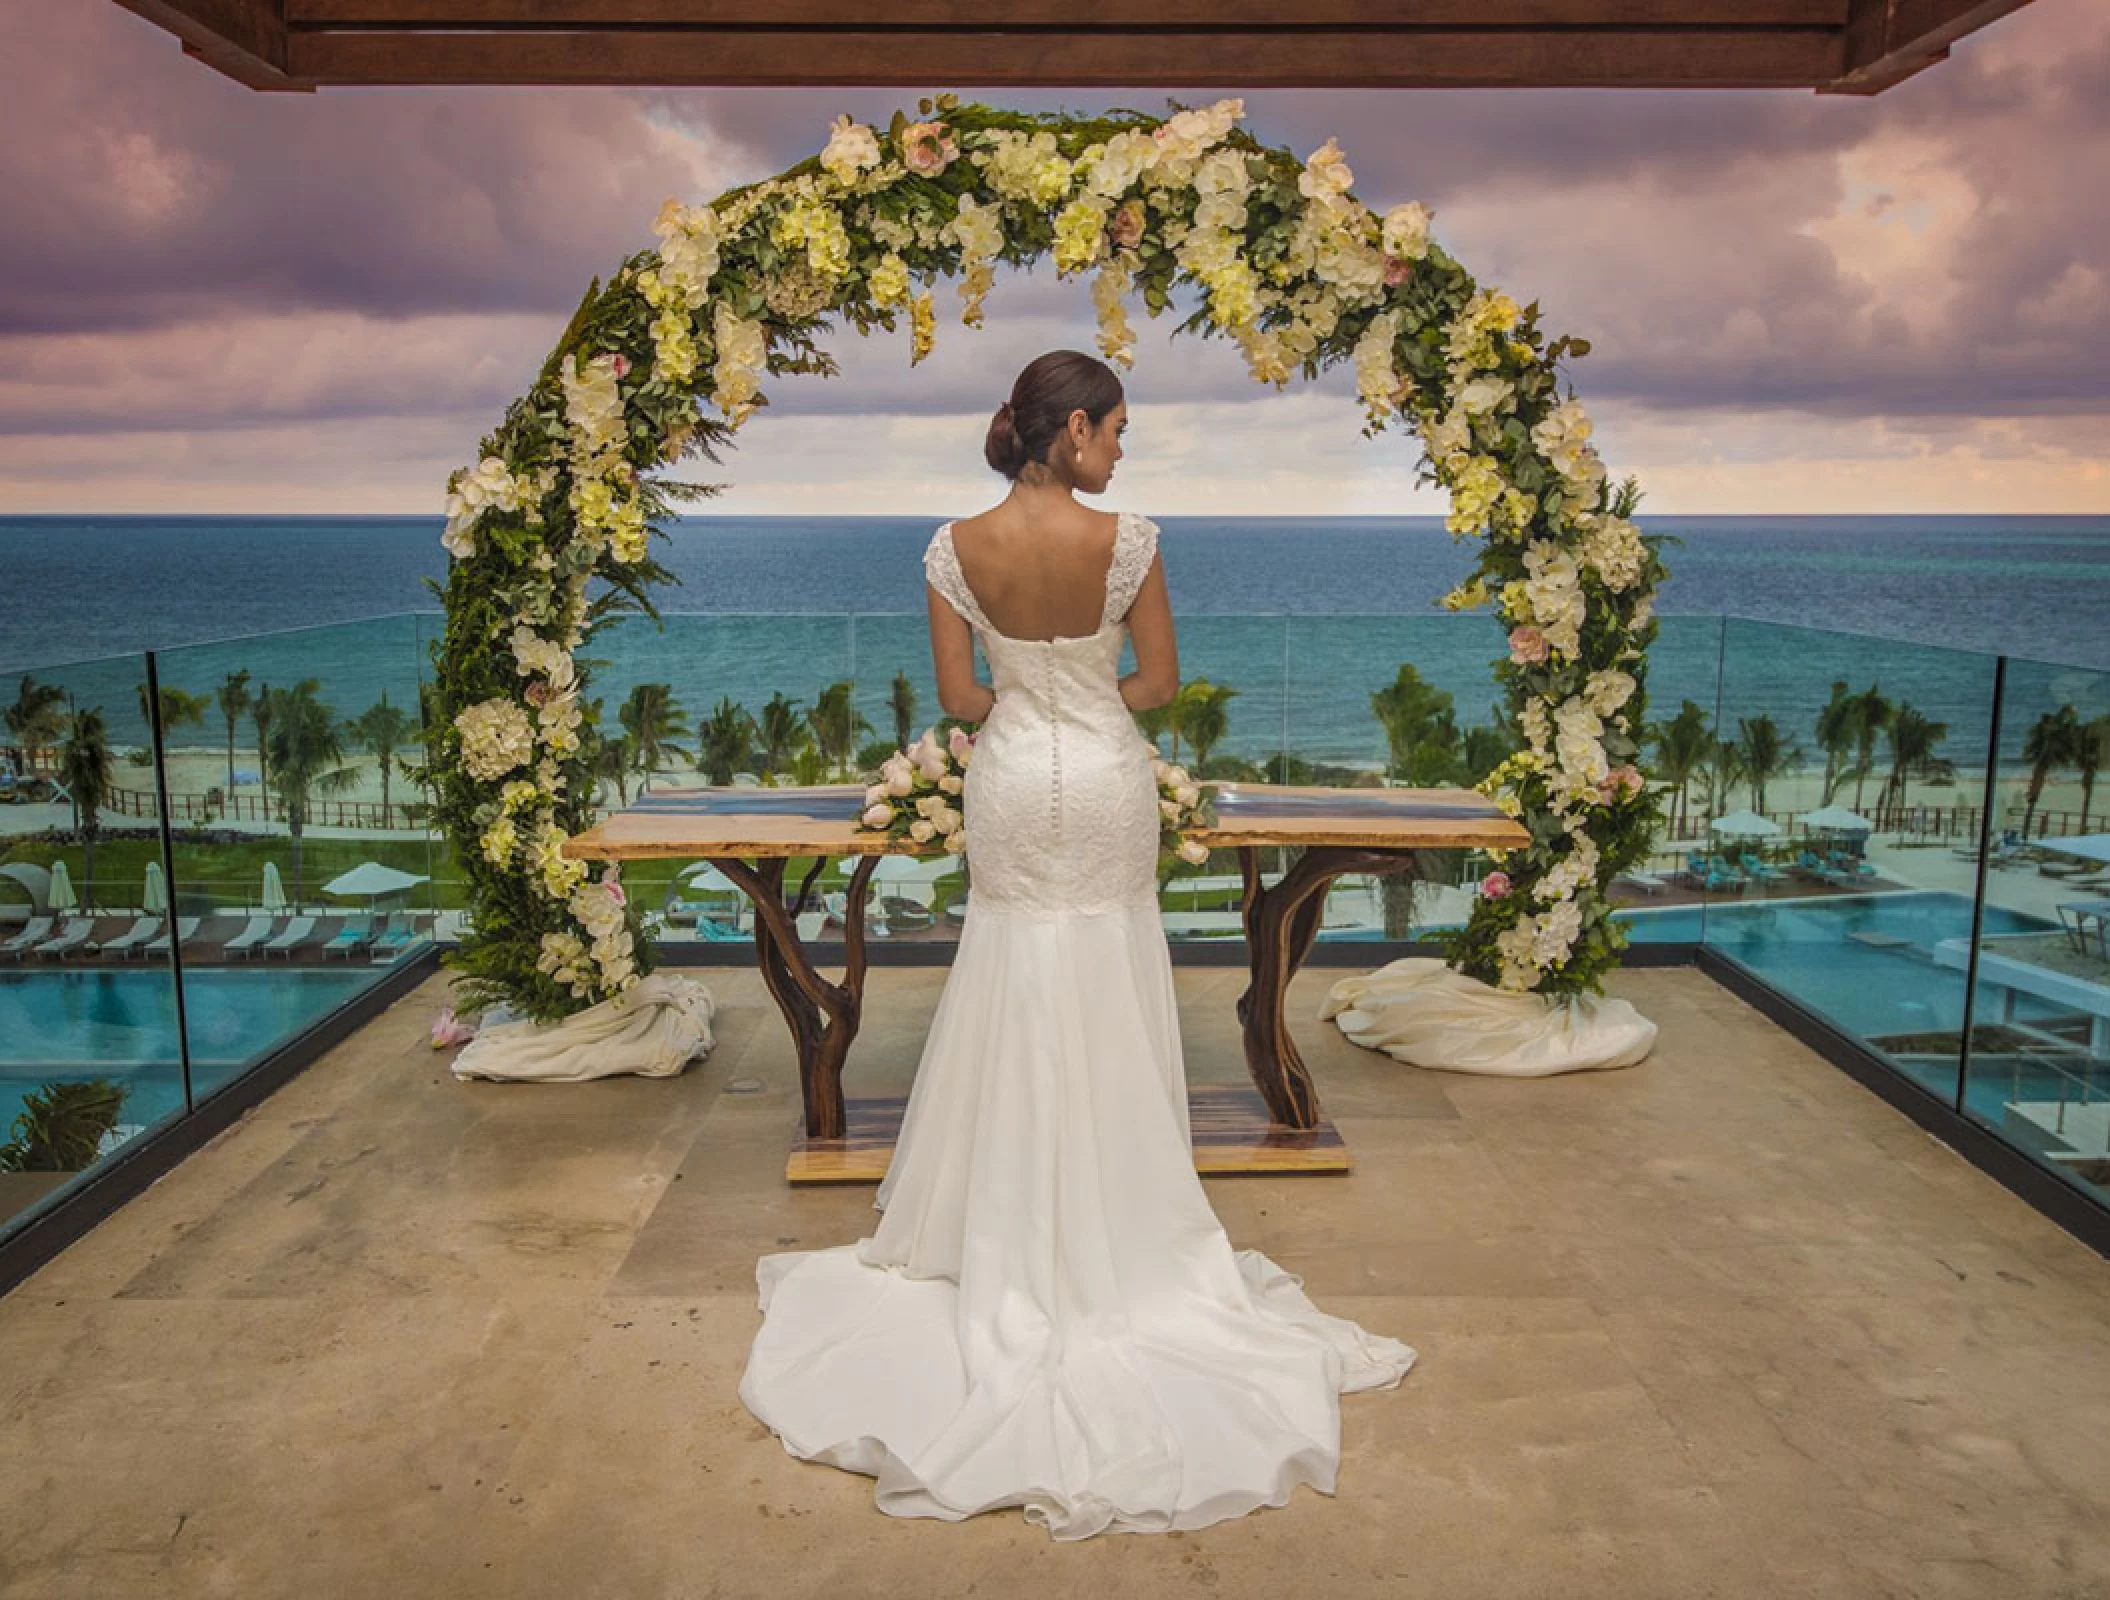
867,250,911,308
1053,199,1108,274
909,289,935,365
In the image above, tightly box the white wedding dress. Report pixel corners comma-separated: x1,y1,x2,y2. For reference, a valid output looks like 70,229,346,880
737,510,1416,1539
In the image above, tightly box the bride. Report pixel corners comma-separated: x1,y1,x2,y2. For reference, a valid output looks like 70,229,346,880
738,350,1416,1539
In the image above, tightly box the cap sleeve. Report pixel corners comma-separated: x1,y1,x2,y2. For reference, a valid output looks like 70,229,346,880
923,523,990,632
1101,511,1160,628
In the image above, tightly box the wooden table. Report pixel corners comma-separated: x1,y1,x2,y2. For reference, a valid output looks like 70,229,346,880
566,780,1527,1181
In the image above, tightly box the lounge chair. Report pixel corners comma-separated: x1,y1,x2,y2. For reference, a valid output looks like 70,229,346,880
1704,854,1747,892
1792,850,1848,886
1738,852,1782,886
367,912,419,961
139,916,202,957
1828,850,1877,880
223,915,277,959
1,916,54,957
261,914,319,959
33,918,99,959
322,913,376,959
100,916,163,958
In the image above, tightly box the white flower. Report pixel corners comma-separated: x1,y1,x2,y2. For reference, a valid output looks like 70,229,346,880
454,698,536,782
1174,783,1201,809
1381,200,1432,262
819,114,882,184
939,772,964,794
862,803,893,828
864,783,888,807
943,828,968,855
1082,129,1157,198
1298,136,1355,208
908,818,936,843
1176,838,1210,865
1457,375,1514,418
1582,668,1638,718
441,456,528,559
930,804,961,835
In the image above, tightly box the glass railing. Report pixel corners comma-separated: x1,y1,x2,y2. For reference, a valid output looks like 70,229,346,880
8,605,2108,1237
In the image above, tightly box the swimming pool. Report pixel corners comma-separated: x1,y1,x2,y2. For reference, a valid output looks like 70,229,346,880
1,967,380,1130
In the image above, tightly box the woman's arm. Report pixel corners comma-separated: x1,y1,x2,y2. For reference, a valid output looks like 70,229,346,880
1119,553,1179,712
927,585,996,724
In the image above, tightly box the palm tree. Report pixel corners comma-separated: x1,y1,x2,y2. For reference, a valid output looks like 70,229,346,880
1134,701,1179,761
1813,680,1858,805
590,720,638,807
343,690,418,820
2077,715,2110,832
263,680,361,902
57,706,112,908
1370,664,1459,786
1733,714,1800,818
251,678,276,805
215,669,252,793
695,696,757,785
1703,738,1748,822
136,680,210,745
755,692,805,781
1878,702,1950,829
806,681,871,778
4,675,66,780
1174,679,1241,775
1845,684,1893,815
1650,701,1714,838
2018,704,2083,839
618,683,689,792
888,672,918,751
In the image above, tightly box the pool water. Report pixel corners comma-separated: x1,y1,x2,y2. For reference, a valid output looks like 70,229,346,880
1,967,378,1131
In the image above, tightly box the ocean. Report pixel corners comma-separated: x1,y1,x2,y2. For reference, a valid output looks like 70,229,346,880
3,514,2107,772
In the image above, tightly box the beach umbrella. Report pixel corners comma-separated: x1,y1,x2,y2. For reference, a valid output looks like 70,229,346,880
1796,805,1873,835
0,862,52,916
2043,833,2110,866
49,859,77,912
1709,810,1781,840
143,860,167,915
322,861,430,907
676,863,742,896
261,861,288,912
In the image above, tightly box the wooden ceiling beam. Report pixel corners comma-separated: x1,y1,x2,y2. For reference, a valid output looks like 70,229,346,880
285,0,1851,23
1826,0,2032,93
285,28,1845,89
108,0,307,90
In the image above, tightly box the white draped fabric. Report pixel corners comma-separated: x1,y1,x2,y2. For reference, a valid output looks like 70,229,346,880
1322,956,1656,1076
449,971,715,1083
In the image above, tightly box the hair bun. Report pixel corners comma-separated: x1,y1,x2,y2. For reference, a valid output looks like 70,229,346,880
983,399,1027,477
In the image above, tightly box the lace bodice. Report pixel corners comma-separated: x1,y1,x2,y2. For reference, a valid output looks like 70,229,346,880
921,511,1164,916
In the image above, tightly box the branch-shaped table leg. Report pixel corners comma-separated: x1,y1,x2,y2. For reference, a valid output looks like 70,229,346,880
706,853,879,1141
1234,844,1423,1128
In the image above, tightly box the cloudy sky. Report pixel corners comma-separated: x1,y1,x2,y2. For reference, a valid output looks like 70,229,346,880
2,0,2104,517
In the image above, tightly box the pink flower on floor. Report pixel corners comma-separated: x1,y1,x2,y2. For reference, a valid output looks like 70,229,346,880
1508,625,1550,666
1479,871,1512,900
430,1007,478,1048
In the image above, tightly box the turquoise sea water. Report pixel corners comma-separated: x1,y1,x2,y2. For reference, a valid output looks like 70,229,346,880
3,514,2106,771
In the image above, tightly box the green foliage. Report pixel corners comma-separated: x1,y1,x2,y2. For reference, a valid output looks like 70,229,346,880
0,1078,130,1172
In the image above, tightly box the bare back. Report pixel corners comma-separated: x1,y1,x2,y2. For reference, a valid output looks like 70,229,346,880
946,506,1124,643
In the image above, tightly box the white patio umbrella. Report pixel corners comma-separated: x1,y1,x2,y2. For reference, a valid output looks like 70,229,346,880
48,858,77,912
322,861,430,905
1796,805,1873,835
142,860,168,915
1709,810,1782,840
261,861,288,913
677,863,741,895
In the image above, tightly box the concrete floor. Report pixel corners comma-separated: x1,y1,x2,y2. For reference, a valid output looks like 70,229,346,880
4,964,2110,1599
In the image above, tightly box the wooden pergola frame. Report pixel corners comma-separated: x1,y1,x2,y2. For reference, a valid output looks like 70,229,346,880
111,0,2031,95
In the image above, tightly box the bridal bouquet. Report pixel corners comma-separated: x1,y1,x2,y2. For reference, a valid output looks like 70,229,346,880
852,727,1215,865
858,726,971,855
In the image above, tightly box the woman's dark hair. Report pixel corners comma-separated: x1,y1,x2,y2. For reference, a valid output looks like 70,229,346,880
984,350,1124,479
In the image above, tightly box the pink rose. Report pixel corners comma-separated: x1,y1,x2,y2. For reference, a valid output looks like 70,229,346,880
947,726,975,764
1600,764,1644,802
1109,198,1147,250
899,121,959,176
1382,254,1413,286
524,680,555,708
602,867,626,907
1508,626,1549,666
1479,871,1512,900
607,353,632,380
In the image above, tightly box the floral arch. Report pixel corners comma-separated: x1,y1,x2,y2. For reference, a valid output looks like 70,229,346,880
429,93,1668,1027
